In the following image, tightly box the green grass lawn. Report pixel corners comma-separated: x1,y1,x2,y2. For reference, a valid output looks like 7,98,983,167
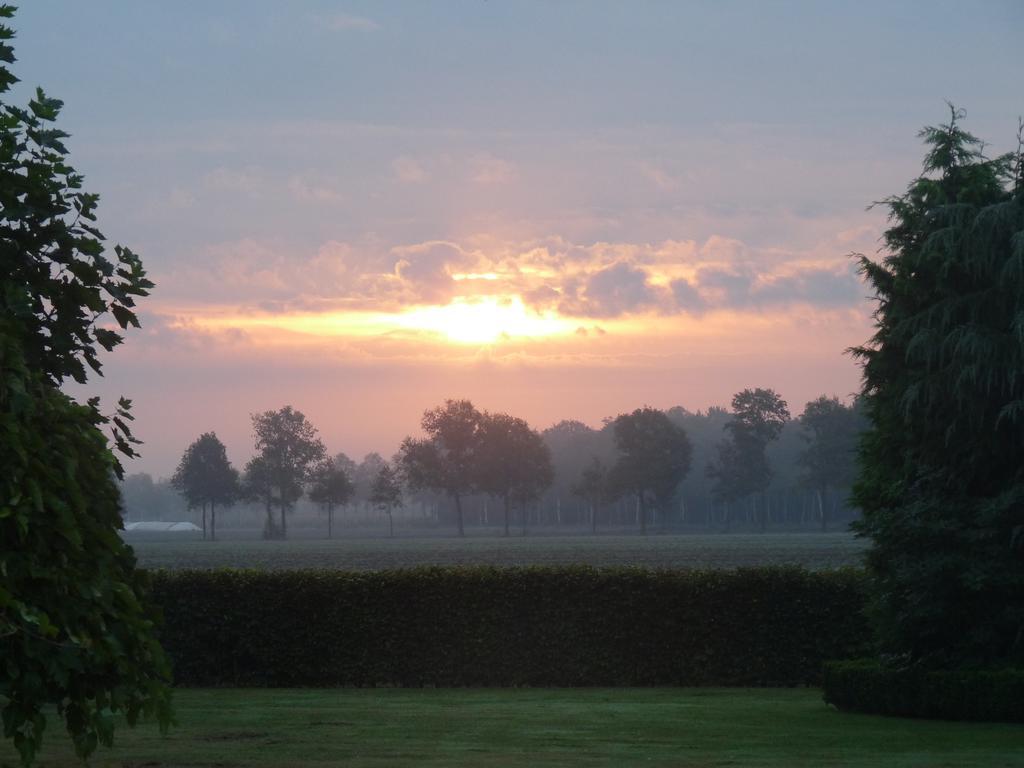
127,531,868,571
6,688,1022,768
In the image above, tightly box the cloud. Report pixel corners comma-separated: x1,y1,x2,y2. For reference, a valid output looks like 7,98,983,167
202,166,266,197
151,232,870,326
521,284,562,311
699,235,751,264
752,263,865,307
286,174,346,204
392,156,428,184
564,262,668,318
470,153,517,185
670,278,706,313
640,162,679,191
694,265,756,306
323,13,380,31
391,241,470,303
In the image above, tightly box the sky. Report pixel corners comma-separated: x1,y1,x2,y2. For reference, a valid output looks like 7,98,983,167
11,1,1023,477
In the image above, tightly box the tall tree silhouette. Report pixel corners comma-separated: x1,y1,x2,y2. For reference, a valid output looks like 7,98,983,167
608,407,692,534
249,406,325,539
476,411,554,536
399,399,481,537
707,388,789,532
171,432,239,540
797,396,862,531
852,107,1024,667
309,456,355,538
369,463,403,538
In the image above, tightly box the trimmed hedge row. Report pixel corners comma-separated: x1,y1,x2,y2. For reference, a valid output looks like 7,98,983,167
149,566,870,688
823,659,1024,722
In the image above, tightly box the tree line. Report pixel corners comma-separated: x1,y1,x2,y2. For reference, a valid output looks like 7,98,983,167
149,389,864,539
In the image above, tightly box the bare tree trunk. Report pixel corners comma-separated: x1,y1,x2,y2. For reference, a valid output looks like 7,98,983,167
280,502,287,539
454,493,465,537
202,502,207,541
591,503,597,534
639,493,647,535
819,487,827,532
503,493,511,537
388,512,394,538
211,502,216,542
264,500,273,538
328,503,333,539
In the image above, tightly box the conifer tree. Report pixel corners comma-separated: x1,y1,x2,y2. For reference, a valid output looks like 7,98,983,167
852,107,1024,667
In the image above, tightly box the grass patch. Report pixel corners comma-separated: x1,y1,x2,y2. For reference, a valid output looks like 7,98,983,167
127,532,867,572
5,688,1023,767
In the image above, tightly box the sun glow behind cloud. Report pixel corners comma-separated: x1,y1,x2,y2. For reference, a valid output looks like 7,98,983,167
177,295,578,347
395,296,572,344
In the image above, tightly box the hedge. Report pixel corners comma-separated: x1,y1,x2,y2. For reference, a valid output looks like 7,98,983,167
823,659,1024,722
149,566,870,688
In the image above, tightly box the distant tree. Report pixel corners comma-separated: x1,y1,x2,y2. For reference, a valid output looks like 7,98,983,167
308,456,355,538
707,388,790,532
705,437,748,532
729,388,790,446
331,452,359,523
399,399,481,537
353,452,387,517
541,419,607,525
851,108,1024,667
476,412,554,536
241,454,286,536
797,396,864,531
170,432,239,541
249,406,326,539
607,407,692,534
369,463,403,538
333,452,358,481
571,456,610,533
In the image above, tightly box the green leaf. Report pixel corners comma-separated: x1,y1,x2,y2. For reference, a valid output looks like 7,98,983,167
110,304,138,329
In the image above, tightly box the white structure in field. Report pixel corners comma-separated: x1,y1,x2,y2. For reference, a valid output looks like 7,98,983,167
123,521,201,533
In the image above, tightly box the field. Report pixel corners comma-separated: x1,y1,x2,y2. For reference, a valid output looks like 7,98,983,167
8,688,1023,768
126,531,868,571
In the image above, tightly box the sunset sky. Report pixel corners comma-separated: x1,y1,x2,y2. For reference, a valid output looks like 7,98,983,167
14,1,1023,476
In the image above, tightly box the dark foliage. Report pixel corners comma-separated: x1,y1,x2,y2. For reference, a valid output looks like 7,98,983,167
608,407,692,534
368,463,402,538
797,397,864,531
823,659,1024,722
476,411,554,535
400,399,483,537
851,108,1024,668
0,10,151,472
707,389,789,531
0,7,171,763
0,327,172,765
170,432,239,541
151,566,870,688
248,406,326,539
308,456,355,539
